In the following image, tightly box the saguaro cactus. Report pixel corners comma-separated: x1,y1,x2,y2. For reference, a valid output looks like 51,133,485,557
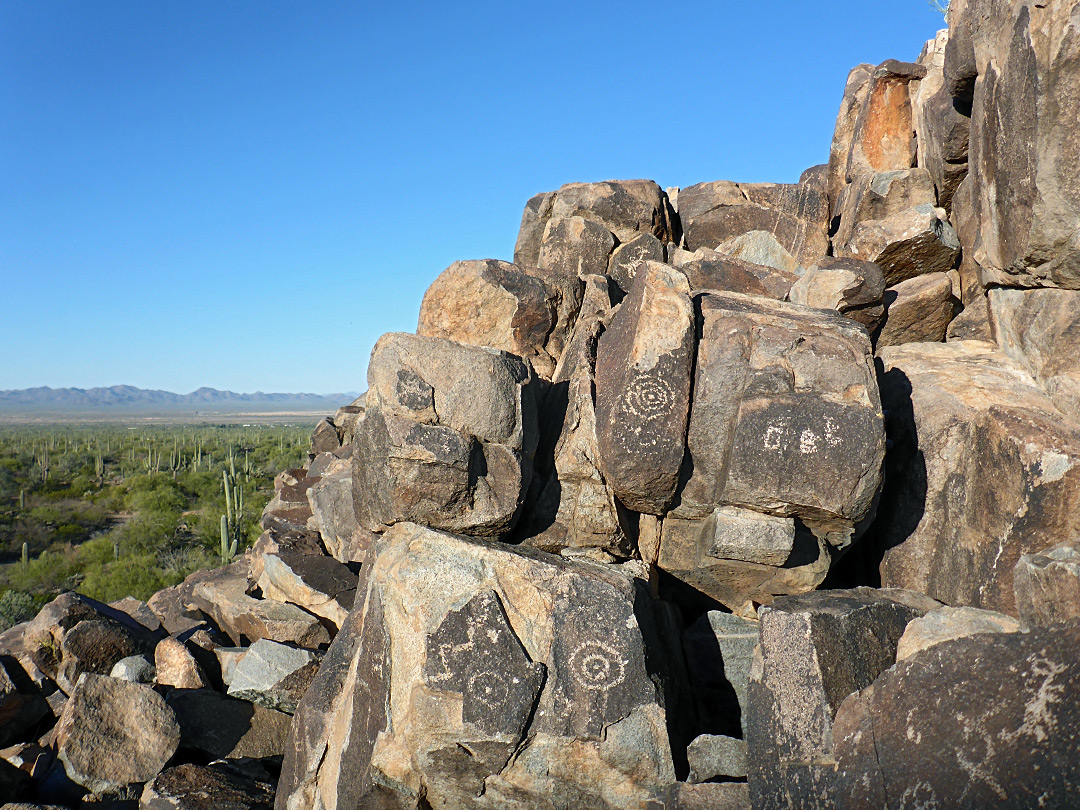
220,466,244,564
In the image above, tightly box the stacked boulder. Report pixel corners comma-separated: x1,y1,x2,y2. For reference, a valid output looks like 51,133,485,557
6,2,1080,808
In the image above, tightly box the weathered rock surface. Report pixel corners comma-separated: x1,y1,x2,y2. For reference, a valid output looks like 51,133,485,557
829,619,1080,809
988,287,1080,418
594,261,694,515
278,522,676,810
844,60,926,178
873,341,1080,615
787,256,886,333
876,271,960,348
417,259,584,379
894,604,1020,662
310,417,340,455
826,63,875,216
687,734,747,783
141,762,276,810
255,540,356,630
55,616,153,694
547,179,676,244
355,332,538,537
537,215,616,278
745,588,939,810
154,637,209,690
832,168,938,251
913,28,970,213
1014,541,1080,628
55,673,180,794
681,611,758,739
303,460,374,565
836,203,960,285
668,247,797,300
0,658,49,748
227,639,320,715
608,232,666,293
715,230,803,278
679,180,830,270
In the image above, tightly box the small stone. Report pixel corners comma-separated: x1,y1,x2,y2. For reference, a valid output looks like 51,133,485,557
153,638,209,690
109,655,156,684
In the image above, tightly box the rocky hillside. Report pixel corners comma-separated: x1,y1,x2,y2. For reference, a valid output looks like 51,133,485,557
3,1,1080,808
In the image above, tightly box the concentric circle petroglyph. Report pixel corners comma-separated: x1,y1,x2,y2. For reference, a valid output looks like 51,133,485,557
568,641,627,691
622,376,675,420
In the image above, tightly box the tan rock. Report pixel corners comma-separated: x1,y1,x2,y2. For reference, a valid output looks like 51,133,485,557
895,605,1020,661
876,272,959,348
153,637,209,690
1013,541,1080,628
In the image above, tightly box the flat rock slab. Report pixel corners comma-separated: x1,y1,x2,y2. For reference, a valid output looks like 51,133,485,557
227,639,321,714
168,688,291,760
55,673,180,794
256,549,356,631
895,605,1020,662
278,522,676,810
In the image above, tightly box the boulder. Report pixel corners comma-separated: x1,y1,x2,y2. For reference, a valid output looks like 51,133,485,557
913,28,971,213
55,616,154,694
146,587,207,637
829,619,1080,808
140,762,276,810
876,271,960,348
277,522,677,810
715,230,803,278
547,179,676,244
844,60,926,178
227,639,321,714
310,417,340,455
594,261,695,515
153,637,209,690
988,287,1080,419
668,782,751,810
835,203,960,285
536,215,615,278
659,291,884,608
306,455,375,564
1013,541,1080,628
417,258,584,380
108,597,163,635
260,468,317,534
832,168,938,251
256,544,356,631
354,332,539,537
787,256,886,333
946,0,1080,289
872,341,1080,615
55,673,180,794
513,190,556,268
168,688,291,760
188,561,330,649
109,655,156,684
678,180,830,269
334,398,365,446
895,605,1020,661
686,734,747,784
669,247,797,300
608,232,666,293
826,63,875,216
745,588,939,810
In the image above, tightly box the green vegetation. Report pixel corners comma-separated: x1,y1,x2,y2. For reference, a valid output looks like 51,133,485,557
0,422,313,628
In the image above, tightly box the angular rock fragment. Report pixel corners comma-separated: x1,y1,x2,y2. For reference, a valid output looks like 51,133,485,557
109,655,156,684
872,341,1080,615
168,688,292,760
141,762,275,810
595,261,694,515
55,673,180,794
55,617,153,694
310,417,340,455
355,333,538,537
227,639,321,714
832,168,938,250
305,455,375,564
844,60,926,177
0,658,49,748
787,256,886,333
255,535,356,630
836,203,960,285
548,179,676,243
669,247,796,300
876,271,959,348
154,637,209,690
715,230,803,278
1013,541,1080,628
513,190,556,268
826,63,875,215
608,232,666,293
895,605,1020,661
745,588,939,810
687,734,747,783
417,258,584,379
260,468,318,534
536,216,615,278
278,522,676,810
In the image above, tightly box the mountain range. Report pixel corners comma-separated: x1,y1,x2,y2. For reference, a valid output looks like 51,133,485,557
0,385,360,413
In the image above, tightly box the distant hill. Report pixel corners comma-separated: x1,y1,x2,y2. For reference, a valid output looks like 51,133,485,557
0,385,360,414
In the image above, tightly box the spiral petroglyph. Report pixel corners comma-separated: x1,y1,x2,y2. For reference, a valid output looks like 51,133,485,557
621,376,675,421
568,641,627,691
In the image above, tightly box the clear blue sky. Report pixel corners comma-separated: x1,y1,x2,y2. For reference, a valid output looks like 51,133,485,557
1,1,947,394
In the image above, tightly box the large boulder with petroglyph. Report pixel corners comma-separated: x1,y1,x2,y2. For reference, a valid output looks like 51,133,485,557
659,292,885,611
417,259,584,379
869,341,1080,616
354,333,538,538
277,522,676,810
594,261,695,516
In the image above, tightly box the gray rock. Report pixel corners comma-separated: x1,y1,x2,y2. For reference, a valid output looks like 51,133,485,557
745,588,939,810
913,28,970,213
305,456,374,564
682,611,758,739
355,332,539,537
877,271,960,348
595,261,695,515
687,734,747,783
310,417,340,455
55,673,180,795
277,522,676,810
787,256,886,333
109,655,155,683
107,597,163,635
227,639,321,714
1014,541,1080,628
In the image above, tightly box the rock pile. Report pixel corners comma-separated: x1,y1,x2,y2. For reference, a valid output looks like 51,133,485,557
4,2,1080,808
